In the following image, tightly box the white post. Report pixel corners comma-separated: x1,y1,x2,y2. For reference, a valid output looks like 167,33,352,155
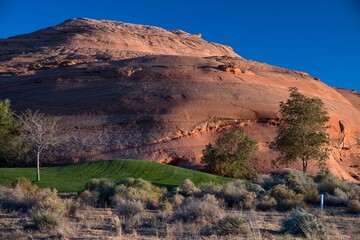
320,194,324,210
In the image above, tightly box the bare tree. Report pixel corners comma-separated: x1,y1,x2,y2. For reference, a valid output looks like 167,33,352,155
17,109,61,181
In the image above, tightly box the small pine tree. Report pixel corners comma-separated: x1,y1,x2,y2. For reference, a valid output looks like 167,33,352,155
0,99,28,166
202,130,258,179
273,87,330,173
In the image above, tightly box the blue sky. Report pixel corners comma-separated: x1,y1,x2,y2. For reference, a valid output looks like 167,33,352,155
1,0,359,91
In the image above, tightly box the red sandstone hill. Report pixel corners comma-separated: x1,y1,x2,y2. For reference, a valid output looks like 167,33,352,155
0,18,359,180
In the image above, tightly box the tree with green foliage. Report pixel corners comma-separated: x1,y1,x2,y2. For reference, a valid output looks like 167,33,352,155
273,87,330,173
17,109,61,181
202,130,258,179
0,99,28,166
0,99,17,137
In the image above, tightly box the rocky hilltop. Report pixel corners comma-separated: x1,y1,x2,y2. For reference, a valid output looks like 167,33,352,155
0,18,359,180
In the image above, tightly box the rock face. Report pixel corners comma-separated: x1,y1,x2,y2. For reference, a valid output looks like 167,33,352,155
1,18,359,180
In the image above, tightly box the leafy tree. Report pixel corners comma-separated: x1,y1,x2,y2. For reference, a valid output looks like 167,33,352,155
273,87,330,173
0,99,28,166
201,130,258,179
0,99,17,137
17,109,61,181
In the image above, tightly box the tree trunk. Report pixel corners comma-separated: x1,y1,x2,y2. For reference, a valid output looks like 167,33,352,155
36,150,40,181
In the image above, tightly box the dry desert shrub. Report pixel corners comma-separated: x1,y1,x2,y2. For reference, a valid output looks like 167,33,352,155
347,200,360,214
316,173,349,195
282,208,328,239
8,177,39,194
113,178,165,209
29,189,67,230
284,170,316,193
0,185,34,211
0,178,37,211
115,199,145,219
257,173,284,191
197,182,222,197
84,178,116,206
78,189,100,206
325,188,349,207
215,213,248,236
170,192,185,208
269,185,305,211
221,181,256,209
256,195,277,211
284,171,320,204
174,178,199,197
172,194,224,223
347,183,360,200
246,182,266,197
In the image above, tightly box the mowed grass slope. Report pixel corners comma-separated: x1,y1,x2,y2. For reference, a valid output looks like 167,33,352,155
0,159,232,192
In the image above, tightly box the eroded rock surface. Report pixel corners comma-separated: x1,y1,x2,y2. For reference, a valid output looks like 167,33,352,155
1,18,359,180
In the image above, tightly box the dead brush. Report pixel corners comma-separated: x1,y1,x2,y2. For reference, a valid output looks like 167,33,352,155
215,213,248,236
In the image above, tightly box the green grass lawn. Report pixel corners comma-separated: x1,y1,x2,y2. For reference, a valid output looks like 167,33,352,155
0,159,232,192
